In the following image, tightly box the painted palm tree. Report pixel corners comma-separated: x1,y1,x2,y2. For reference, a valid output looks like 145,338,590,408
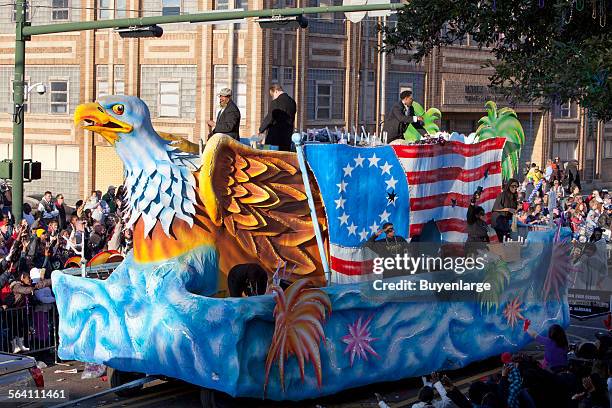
475,101,525,180
403,102,442,142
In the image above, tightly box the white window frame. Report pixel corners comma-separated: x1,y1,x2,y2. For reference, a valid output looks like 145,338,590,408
213,65,229,114
114,65,125,95
315,80,332,120
115,0,127,17
95,65,108,99
560,100,571,118
162,0,181,16
52,0,70,21
158,79,181,118
98,0,112,19
233,65,247,123
49,79,70,115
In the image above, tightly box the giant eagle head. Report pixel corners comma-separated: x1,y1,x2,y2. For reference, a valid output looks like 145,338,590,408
74,95,153,145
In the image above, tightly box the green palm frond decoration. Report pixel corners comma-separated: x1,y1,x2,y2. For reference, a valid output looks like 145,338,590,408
478,259,511,313
403,102,442,142
475,101,525,180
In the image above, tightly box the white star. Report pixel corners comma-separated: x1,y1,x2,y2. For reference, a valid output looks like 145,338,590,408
335,196,346,209
343,164,354,177
359,228,369,241
368,153,381,168
369,221,380,234
385,176,398,190
380,161,393,175
354,154,365,168
379,210,391,223
338,212,349,226
347,222,357,236
337,180,348,193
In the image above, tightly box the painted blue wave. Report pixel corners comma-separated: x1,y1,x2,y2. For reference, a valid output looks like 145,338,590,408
52,229,569,401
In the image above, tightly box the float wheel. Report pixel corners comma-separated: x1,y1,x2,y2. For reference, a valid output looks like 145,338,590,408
200,388,241,408
109,368,145,398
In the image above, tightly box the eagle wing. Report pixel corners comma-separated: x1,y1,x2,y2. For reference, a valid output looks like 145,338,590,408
198,135,327,279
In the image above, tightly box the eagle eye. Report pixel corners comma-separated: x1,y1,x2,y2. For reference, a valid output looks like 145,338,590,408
112,104,125,115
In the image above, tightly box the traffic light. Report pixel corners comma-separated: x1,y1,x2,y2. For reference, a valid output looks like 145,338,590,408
256,15,308,29
23,160,41,181
0,160,12,180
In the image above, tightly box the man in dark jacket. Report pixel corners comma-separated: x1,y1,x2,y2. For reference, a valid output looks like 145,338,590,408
259,84,297,151
207,88,241,141
382,90,424,143
54,193,67,231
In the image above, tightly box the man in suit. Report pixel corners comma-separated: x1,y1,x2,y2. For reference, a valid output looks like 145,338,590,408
382,90,424,143
207,88,241,141
258,84,297,151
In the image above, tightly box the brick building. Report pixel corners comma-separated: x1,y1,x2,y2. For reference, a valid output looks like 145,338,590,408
0,0,610,205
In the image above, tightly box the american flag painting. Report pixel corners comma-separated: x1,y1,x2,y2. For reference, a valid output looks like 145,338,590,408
304,138,506,283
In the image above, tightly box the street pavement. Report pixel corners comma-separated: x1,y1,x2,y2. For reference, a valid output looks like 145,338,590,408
13,316,607,408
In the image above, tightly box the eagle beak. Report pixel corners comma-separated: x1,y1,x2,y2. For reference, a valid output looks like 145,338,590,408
74,102,132,145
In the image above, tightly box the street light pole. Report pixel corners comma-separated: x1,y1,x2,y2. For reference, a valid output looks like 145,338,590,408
12,0,27,224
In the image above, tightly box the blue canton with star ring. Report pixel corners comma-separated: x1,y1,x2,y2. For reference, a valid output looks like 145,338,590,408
304,144,410,247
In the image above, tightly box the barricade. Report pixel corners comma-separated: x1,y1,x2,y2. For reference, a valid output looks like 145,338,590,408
0,304,58,357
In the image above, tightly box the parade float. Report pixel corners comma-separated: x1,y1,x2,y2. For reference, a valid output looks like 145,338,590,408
51,96,571,404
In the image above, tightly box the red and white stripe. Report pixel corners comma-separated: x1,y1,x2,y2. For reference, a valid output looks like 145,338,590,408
328,138,506,283
396,138,505,242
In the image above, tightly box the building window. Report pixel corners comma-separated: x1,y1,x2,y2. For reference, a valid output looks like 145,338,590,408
96,65,108,99
271,66,294,98
52,0,69,20
114,65,125,95
234,66,247,122
234,0,247,28
604,140,612,159
97,80,109,99
560,100,571,118
158,81,180,117
50,81,69,114
12,3,31,22
116,0,127,17
552,141,578,162
162,0,181,16
98,0,111,19
213,65,229,105
315,81,332,120
316,0,334,22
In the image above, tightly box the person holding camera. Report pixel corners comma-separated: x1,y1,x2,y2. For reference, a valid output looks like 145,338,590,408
466,188,490,255
491,179,519,242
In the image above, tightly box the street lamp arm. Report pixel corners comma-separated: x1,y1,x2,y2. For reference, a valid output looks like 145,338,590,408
22,3,404,36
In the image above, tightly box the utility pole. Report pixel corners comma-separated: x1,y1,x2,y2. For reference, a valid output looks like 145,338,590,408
11,3,403,224
12,0,27,223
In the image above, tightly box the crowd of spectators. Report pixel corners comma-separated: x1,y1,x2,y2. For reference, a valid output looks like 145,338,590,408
514,157,611,244
467,157,612,248
0,185,132,353
376,324,612,408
